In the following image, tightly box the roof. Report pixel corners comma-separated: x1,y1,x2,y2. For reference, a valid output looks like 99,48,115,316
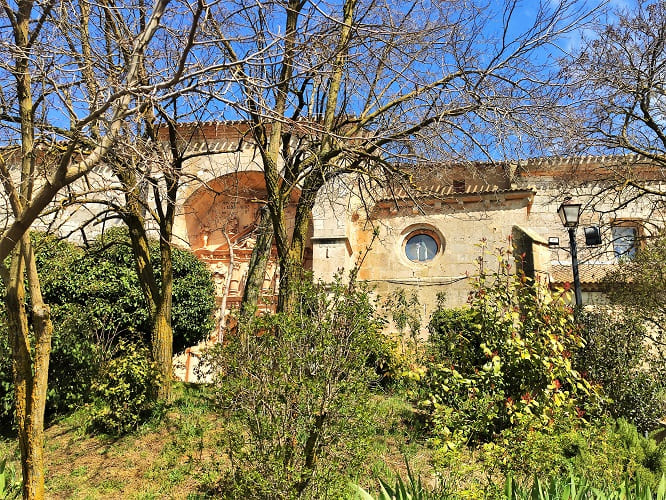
376,183,535,204
155,121,664,180
550,263,617,289
512,154,665,183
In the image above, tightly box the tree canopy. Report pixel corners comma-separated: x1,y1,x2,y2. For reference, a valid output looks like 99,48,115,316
201,0,599,311
557,0,666,210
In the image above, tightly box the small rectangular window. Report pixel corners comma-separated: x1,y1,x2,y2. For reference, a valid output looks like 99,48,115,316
611,222,641,259
453,180,465,193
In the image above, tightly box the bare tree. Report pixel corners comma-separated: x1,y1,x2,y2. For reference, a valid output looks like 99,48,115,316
0,0,202,495
560,0,666,202
204,0,599,312
104,105,212,402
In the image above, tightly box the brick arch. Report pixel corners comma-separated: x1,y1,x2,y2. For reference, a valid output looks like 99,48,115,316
181,171,313,323
182,171,278,250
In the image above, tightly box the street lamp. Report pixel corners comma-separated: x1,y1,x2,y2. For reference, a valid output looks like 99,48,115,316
557,200,583,308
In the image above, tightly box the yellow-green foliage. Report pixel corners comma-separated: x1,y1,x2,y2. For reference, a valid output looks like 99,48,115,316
419,250,602,447
479,417,666,487
86,339,162,435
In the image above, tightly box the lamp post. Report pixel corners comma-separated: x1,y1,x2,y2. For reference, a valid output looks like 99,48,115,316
557,201,583,308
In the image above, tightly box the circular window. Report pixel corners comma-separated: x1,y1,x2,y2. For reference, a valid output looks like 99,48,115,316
405,232,439,262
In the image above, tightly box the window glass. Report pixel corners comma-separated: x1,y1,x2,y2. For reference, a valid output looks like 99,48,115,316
405,233,438,262
612,225,637,259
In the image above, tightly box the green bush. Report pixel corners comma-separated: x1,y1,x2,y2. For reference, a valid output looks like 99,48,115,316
0,230,215,426
205,277,385,499
38,228,216,353
613,418,666,487
419,251,601,446
480,417,666,489
576,310,666,433
427,306,483,371
44,304,107,415
0,302,105,427
86,339,161,435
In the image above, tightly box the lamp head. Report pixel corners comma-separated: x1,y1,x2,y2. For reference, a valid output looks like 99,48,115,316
557,201,581,228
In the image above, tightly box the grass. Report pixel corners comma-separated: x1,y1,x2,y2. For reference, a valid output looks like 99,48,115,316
3,383,665,498
0,384,434,499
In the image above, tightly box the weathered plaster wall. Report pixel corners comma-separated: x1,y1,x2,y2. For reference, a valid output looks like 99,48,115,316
350,196,533,321
512,157,666,272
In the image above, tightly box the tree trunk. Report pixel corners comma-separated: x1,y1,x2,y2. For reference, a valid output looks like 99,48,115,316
3,248,33,499
217,230,235,342
277,253,305,314
121,195,175,402
22,236,53,500
152,297,173,401
2,235,54,500
276,175,322,313
239,205,273,324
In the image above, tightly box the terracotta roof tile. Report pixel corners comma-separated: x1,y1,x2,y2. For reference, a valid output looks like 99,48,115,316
380,184,534,201
550,264,617,288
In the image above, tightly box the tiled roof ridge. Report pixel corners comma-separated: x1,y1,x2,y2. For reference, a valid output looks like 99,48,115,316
165,123,652,167
513,153,649,167
378,184,535,202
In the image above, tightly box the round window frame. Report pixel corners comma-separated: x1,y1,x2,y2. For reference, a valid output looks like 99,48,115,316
401,225,443,265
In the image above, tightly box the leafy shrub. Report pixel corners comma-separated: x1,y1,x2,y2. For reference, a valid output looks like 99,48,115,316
205,277,384,499
481,417,666,489
0,302,106,427
0,235,97,425
427,306,483,370
419,251,601,446
613,418,666,487
37,228,216,353
86,339,161,435
576,310,666,433
44,304,108,415
0,230,215,426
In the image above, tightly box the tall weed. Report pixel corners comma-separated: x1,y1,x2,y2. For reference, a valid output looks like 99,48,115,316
0,459,20,499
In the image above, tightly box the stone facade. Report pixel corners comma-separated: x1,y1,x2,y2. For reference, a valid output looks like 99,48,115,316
5,124,665,381
172,145,666,380
13,124,664,316
304,155,666,321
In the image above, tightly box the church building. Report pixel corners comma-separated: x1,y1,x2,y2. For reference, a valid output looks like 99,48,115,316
171,123,665,327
